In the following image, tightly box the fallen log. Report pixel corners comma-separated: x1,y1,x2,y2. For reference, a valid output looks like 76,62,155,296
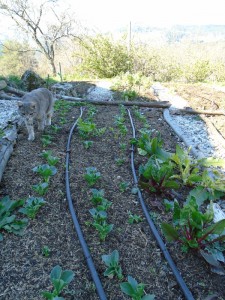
0,128,17,183
5,86,26,96
0,91,20,100
58,95,171,108
171,108,225,116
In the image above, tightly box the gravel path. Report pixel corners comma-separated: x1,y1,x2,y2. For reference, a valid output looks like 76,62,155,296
152,83,225,162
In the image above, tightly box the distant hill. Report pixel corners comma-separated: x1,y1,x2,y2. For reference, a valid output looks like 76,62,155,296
117,24,225,43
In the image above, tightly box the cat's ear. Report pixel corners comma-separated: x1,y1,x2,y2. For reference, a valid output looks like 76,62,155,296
31,103,36,109
17,101,23,107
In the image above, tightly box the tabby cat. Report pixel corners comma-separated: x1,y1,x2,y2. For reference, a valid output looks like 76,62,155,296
17,88,54,141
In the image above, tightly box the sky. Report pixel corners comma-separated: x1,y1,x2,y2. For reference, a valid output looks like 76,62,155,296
0,0,225,39
69,0,225,30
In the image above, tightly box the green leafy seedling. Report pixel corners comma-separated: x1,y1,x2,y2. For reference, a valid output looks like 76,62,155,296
93,222,114,242
90,189,105,205
40,150,59,166
115,158,125,166
0,196,28,241
42,245,51,257
139,156,179,194
96,127,106,136
33,164,57,183
161,197,225,253
119,182,130,193
19,197,46,219
32,182,49,196
47,155,60,166
42,265,74,299
95,198,112,211
102,250,123,280
137,129,171,161
84,167,101,187
83,140,93,149
89,208,107,223
128,211,143,224
50,125,62,134
120,276,155,300
77,118,96,139
170,145,202,186
119,143,127,151
41,134,52,147
122,90,137,101
40,150,52,160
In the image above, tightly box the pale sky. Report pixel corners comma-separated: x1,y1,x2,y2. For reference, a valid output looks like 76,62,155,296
0,0,225,39
70,0,225,30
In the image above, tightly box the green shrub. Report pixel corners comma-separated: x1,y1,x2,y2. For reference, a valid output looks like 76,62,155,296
75,34,131,78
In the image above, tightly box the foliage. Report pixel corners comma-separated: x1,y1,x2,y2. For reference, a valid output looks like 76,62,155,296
46,155,60,166
32,182,49,196
19,197,46,219
0,196,28,241
1,1,78,76
0,40,36,78
41,150,53,160
199,169,225,197
42,265,75,299
32,164,57,183
184,60,211,83
111,72,152,92
170,145,202,186
139,157,179,194
92,221,114,242
40,150,59,166
115,158,125,166
128,211,143,224
89,189,112,211
161,197,225,254
136,129,171,161
41,135,53,147
89,208,114,241
42,245,51,257
122,90,137,101
89,208,107,224
120,276,155,300
119,143,127,151
89,189,112,209
102,250,123,279
84,167,101,187
119,182,130,193
132,107,148,124
76,34,130,78
83,140,93,149
77,118,96,139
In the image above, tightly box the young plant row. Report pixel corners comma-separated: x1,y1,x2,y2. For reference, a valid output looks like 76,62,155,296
0,149,59,241
80,106,155,299
133,114,225,274
82,165,154,299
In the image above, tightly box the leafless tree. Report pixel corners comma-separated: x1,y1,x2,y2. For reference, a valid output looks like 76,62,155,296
0,0,81,75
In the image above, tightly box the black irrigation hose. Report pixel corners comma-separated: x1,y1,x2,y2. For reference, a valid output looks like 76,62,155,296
65,107,107,300
127,109,195,300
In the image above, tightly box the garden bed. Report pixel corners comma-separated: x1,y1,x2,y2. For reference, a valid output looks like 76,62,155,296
0,82,225,300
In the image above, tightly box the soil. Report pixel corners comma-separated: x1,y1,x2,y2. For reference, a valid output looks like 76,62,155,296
0,81,225,300
163,82,225,139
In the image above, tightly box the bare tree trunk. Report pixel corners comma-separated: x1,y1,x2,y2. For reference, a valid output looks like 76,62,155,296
50,59,57,77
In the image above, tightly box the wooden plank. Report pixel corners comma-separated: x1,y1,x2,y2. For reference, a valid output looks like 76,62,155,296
59,95,171,108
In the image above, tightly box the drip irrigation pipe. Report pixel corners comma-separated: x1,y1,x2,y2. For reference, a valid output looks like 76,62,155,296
65,107,107,300
127,108,195,300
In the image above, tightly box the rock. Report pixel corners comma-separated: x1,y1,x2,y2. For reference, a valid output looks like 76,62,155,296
52,82,78,97
21,70,46,91
0,80,7,90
